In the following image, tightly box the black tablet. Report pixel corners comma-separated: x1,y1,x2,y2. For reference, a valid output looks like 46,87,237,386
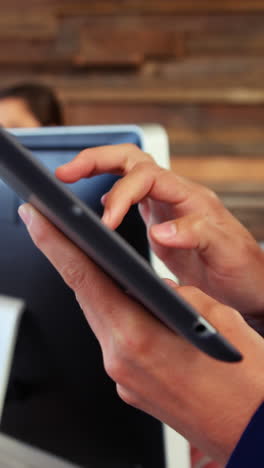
0,128,242,362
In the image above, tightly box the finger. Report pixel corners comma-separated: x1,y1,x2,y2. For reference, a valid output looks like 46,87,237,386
101,161,164,228
55,144,151,183
151,214,215,250
149,213,241,267
101,163,200,229
56,144,222,230
176,285,250,350
17,203,157,347
102,168,223,232
17,205,247,358
163,278,249,353
155,277,245,345
55,142,202,208
166,280,219,314
56,144,196,203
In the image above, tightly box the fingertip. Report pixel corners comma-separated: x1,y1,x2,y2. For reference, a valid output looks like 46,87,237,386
55,165,69,179
55,164,82,183
18,203,33,227
18,203,47,240
101,210,111,226
101,210,117,230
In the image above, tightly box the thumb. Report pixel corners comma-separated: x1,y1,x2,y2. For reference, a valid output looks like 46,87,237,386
149,214,234,261
150,214,210,250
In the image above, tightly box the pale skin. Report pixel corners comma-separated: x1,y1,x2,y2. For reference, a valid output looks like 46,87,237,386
18,144,264,465
55,145,264,321
0,97,41,128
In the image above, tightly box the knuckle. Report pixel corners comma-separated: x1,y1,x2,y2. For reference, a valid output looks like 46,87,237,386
197,186,222,211
130,160,162,182
104,352,129,385
132,160,154,172
176,286,245,345
77,148,88,158
239,235,260,259
118,327,152,360
224,234,261,275
123,143,139,152
75,148,91,163
201,186,219,202
155,166,170,179
60,259,87,292
206,302,243,333
123,143,143,163
123,145,153,167
206,302,226,327
178,285,244,330
104,327,151,383
116,385,139,407
191,215,207,233
125,143,151,160
110,176,126,192
178,285,201,300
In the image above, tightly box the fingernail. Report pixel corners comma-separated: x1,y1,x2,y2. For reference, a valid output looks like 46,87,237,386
18,204,33,227
152,221,177,239
100,193,108,206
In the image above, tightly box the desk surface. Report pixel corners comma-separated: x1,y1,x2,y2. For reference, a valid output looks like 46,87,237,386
0,432,80,468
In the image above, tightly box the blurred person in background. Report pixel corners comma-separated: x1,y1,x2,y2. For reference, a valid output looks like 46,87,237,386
0,82,63,128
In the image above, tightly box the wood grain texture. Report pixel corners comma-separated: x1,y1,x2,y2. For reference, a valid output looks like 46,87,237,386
171,158,264,240
4,1,261,14
3,60,264,103
53,1,264,14
62,101,264,156
0,15,57,39
77,24,184,66
0,1,264,236
171,158,264,182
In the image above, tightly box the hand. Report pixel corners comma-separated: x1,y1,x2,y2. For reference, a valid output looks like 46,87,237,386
18,203,264,465
55,144,264,319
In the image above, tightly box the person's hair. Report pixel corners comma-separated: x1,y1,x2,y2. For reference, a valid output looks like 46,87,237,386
0,83,63,126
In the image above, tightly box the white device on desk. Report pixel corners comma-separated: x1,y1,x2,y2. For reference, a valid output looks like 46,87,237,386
0,295,23,421
0,431,81,468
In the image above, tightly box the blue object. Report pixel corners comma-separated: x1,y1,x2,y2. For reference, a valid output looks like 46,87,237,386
226,402,264,468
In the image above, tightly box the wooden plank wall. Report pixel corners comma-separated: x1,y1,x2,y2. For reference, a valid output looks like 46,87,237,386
1,0,264,238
